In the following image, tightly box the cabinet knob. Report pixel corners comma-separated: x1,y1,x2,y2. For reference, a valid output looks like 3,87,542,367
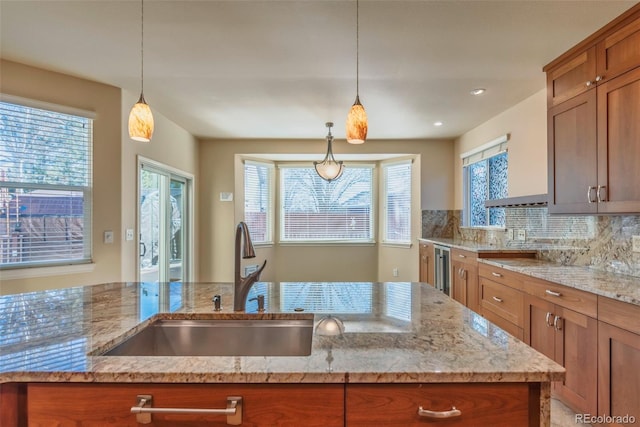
595,75,603,82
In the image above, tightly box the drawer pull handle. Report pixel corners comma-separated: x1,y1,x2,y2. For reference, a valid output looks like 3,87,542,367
545,289,562,297
418,406,462,419
492,296,503,303
131,395,242,425
458,254,466,258
491,272,503,277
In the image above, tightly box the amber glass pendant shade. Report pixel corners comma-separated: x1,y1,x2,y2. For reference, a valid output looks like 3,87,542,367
128,93,154,142
346,95,367,144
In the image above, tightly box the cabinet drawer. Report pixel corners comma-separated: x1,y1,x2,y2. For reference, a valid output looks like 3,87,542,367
480,278,524,327
482,308,524,341
546,47,597,107
451,248,477,266
478,264,524,290
523,278,597,318
27,383,344,426
346,383,537,426
597,16,640,81
598,296,640,335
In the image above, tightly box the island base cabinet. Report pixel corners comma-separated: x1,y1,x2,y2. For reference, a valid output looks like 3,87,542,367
26,383,344,427
345,383,539,426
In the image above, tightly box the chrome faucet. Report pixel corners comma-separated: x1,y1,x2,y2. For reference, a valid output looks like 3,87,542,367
234,221,267,311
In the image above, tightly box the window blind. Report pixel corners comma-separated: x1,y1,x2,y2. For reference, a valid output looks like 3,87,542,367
383,160,412,244
279,166,373,243
244,160,274,244
0,101,93,268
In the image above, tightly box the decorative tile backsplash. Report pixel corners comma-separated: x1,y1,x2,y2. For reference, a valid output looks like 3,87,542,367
421,208,640,279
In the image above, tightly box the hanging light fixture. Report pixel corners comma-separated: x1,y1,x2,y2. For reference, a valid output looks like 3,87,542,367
128,0,154,142
346,0,368,144
314,122,344,182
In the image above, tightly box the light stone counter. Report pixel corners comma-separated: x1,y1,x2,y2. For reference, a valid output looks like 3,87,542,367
0,281,563,385
477,258,640,306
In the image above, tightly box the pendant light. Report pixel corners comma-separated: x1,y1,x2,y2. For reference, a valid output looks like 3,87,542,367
314,122,344,182
128,0,154,142
346,0,368,144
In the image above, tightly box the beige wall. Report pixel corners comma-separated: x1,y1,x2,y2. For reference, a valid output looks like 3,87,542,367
0,61,199,294
453,89,547,209
1,60,122,294
120,92,199,281
198,138,453,284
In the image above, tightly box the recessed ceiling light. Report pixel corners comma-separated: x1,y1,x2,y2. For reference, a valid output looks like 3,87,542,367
433,121,444,127
470,88,486,96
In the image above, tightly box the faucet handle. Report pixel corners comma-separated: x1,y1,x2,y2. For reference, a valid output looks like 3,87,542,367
249,294,265,312
212,295,222,312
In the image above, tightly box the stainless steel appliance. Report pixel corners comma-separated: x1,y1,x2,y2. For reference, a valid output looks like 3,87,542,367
434,245,451,296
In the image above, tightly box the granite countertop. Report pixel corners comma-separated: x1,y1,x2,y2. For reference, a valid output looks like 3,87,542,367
478,258,640,306
418,238,640,307
0,281,564,384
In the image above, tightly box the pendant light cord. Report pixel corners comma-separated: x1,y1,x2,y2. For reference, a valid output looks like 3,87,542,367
356,0,359,96
140,0,145,95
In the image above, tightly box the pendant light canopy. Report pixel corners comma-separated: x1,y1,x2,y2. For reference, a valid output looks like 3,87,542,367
314,122,344,182
128,0,154,142
346,0,368,144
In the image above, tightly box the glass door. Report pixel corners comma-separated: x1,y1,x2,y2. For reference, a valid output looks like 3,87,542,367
138,161,191,286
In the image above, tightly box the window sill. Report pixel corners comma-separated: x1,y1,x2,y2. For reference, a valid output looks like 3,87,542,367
459,226,507,231
381,242,413,249
278,241,376,247
0,262,95,280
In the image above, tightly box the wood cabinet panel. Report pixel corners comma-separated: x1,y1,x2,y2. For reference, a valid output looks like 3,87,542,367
419,242,434,285
451,249,479,312
596,67,640,213
480,277,524,328
346,383,538,426
598,321,640,425
597,17,640,81
478,264,524,291
523,278,597,318
27,383,344,427
546,47,597,107
598,296,640,336
0,383,26,427
547,90,598,214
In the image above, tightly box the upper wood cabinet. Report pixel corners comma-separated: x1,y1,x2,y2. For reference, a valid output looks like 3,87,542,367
545,4,640,214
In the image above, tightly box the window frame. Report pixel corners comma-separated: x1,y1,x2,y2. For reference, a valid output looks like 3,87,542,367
278,163,376,245
461,134,509,228
0,96,94,270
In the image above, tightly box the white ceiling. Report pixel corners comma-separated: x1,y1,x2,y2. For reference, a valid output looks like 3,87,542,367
1,1,636,140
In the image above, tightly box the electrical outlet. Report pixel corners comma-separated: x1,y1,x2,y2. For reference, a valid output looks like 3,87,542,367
392,268,399,277
506,229,514,240
125,228,134,241
103,230,114,244
516,229,526,241
633,235,640,253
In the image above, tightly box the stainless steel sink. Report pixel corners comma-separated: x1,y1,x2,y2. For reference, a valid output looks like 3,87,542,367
101,317,314,357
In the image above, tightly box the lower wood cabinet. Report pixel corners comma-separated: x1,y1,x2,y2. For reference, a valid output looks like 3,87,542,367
524,295,597,415
419,241,434,285
478,273,524,341
345,383,539,426
26,383,344,427
598,297,640,425
451,248,479,313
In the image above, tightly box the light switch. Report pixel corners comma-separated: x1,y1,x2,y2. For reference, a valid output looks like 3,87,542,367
633,235,640,253
104,230,114,244
126,229,134,241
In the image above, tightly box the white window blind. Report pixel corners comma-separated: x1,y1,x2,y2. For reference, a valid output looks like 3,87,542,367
0,100,93,268
244,160,274,244
279,165,373,243
384,282,412,322
383,160,412,244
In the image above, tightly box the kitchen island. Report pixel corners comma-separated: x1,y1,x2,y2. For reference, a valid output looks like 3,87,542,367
0,281,564,426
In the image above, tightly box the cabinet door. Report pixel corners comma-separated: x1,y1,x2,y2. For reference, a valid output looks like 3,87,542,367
547,89,598,214
596,67,640,213
524,296,555,361
27,383,344,427
554,306,598,416
419,242,434,285
451,260,467,306
596,17,640,82
598,321,640,425
546,47,597,107
346,383,537,426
